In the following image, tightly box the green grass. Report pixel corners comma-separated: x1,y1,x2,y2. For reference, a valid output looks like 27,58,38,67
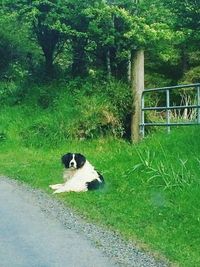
1,104,200,266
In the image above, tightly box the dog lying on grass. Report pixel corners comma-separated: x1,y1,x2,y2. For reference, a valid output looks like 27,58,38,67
49,153,105,193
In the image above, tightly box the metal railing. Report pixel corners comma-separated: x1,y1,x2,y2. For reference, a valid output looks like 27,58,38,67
140,83,200,137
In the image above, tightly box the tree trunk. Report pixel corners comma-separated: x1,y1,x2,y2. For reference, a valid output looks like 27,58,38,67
130,49,144,142
71,38,87,77
44,49,54,77
128,52,132,84
36,27,59,79
106,49,111,79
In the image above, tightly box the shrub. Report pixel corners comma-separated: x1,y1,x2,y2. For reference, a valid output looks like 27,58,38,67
181,66,200,84
0,81,23,105
70,95,123,138
2,77,133,147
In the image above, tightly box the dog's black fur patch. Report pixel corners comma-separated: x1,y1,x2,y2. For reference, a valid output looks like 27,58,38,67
61,153,72,168
86,172,105,190
61,153,86,169
74,153,86,169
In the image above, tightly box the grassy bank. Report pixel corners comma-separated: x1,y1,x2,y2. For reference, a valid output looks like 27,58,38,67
0,95,200,266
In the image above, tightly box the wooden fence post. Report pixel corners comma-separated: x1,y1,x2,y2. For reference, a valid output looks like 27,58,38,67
131,49,144,142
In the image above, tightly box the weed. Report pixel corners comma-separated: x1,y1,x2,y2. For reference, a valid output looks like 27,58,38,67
132,148,196,190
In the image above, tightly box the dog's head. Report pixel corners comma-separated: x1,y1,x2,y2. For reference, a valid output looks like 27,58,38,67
61,153,86,169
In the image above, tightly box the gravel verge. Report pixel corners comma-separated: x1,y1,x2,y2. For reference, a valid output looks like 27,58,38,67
0,176,169,267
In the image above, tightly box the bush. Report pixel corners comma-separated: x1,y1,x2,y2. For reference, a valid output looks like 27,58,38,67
70,95,123,138
2,77,132,147
0,81,23,105
181,66,200,84
60,78,131,138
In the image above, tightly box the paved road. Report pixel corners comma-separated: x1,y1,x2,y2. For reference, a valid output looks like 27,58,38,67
0,179,117,267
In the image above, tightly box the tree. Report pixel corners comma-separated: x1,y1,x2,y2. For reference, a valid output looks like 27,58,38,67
0,7,40,80
164,0,200,78
32,2,63,76
116,0,177,141
3,0,75,77
85,3,116,77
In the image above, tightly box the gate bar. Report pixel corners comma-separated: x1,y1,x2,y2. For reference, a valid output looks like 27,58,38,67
140,83,200,137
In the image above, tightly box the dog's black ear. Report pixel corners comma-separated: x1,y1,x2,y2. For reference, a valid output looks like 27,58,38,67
61,153,72,168
75,153,86,169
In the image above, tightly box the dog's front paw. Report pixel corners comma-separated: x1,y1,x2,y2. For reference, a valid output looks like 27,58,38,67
53,186,70,194
49,184,63,190
53,190,60,194
53,189,65,194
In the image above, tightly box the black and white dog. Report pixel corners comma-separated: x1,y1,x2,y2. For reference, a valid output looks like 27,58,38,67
49,153,104,193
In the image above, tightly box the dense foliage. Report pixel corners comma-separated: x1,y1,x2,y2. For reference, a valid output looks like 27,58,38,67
1,0,199,83
0,0,200,138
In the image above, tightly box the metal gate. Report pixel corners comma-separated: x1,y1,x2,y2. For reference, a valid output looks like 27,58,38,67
140,83,200,137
